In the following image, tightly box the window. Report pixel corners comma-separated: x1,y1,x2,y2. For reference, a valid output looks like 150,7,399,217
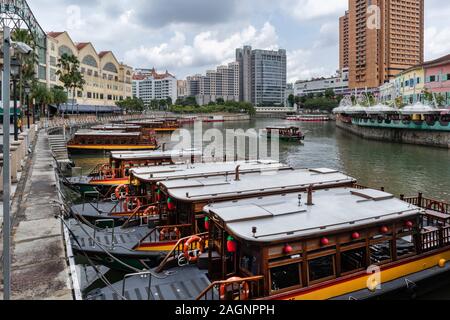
58,45,74,57
103,62,118,73
370,241,392,264
341,247,367,274
270,263,301,291
308,255,335,282
82,55,98,68
430,75,436,82
396,235,416,258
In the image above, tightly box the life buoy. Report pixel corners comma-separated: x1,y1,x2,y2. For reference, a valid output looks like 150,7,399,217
123,197,141,212
115,184,130,200
159,227,181,242
142,206,158,217
219,277,250,301
427,201,446,213
183,235,204,263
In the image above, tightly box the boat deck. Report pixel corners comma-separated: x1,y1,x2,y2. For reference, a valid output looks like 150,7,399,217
87,265,212,300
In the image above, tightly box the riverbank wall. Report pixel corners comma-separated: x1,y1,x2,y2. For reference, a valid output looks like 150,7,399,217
336,120,450,149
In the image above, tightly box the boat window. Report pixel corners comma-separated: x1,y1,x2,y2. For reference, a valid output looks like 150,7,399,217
396,235,416,258
270,263,301,292
341,247,367,274
308,255,336,283
240,253,259,275
370,241,392,265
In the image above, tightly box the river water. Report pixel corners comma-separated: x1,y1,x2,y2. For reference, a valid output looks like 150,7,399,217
72,119,450,202
70,119,450,299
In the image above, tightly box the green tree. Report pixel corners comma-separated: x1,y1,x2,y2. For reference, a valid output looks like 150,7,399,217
287,94,295,108
216,97,225,105
50,86,68,107
116,97,144,112
166,96,173,107
324,89,335,99
32,83,53,117
435,93,446,107
56,53,85,113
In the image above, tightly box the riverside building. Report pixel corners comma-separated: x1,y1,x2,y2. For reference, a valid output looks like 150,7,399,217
46,31,133,108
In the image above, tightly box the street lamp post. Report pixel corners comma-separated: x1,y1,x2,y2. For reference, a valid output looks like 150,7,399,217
24,84,31,129
10,58,21,141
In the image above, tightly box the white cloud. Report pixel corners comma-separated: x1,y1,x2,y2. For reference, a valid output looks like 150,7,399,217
425,27,450,60
125,22,279,77
285,0,347,21
287,49,332,83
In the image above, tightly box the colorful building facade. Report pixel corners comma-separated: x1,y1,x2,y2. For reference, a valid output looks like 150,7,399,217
423,54,450,105
394,66,425,104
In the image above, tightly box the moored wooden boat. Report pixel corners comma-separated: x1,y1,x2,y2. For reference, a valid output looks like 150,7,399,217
86,188,450,301
69,168,356,272
67,130,159,152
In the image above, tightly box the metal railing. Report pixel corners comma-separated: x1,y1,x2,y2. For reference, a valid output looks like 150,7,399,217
155,232,208,273
403,195,450,214
196,276,265,301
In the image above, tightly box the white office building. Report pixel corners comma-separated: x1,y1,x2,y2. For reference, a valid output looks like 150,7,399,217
294,69,349,97
132,68,177,105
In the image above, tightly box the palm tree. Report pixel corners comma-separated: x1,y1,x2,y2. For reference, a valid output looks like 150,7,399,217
31,83,53,119
12,29,39,113
56,53,86,114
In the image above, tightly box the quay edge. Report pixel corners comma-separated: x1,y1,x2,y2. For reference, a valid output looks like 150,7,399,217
336,120,450,149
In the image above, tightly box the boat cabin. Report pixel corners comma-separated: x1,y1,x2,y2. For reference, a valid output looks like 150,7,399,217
202,187,425,300
151,168,356,240
90,124,143,132
124,118,180,133
67,130,159,151
265,126,305,141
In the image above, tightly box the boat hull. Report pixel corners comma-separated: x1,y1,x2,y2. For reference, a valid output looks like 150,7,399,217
68,145,159,152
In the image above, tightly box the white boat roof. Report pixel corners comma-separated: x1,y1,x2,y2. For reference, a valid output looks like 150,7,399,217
110,149,202,161
91,125,142,130
74,130,141,137
204,188,422,242
401,102,443,115
160,168,356,202
342,105,367,114
365,104,398,114
132,160,291,182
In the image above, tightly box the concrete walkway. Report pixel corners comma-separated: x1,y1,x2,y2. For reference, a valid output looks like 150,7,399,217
1,130,73,299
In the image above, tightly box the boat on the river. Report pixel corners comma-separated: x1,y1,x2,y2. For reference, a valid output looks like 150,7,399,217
90,124,143,132
69,160,291,225
286,115,330,122
264,126,305,142
69,168,356,271
86,188,450,300
67,130,159,152
124,118,180,133
203,115,225,123
65,149,203,197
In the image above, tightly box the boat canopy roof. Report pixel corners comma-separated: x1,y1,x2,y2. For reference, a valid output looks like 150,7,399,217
90,124,142,130
132,160,290,183
110,149,202,161
74,130,141,137
160,168,356,202
400,102,444,115
365,104,399,114
204,188,421,243
266,126,300,130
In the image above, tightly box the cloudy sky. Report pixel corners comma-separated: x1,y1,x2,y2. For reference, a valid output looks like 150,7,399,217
29,0,450,82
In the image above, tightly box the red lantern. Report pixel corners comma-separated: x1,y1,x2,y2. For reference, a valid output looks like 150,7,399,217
283,244,293,255
380,226,389,234
167,197,176,211
204,217,210,230
227,236,237,253
321,237,329,246
352,232,361,240
405,221,414,228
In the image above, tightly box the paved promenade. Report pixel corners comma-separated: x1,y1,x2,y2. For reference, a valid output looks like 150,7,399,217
1,130,73,299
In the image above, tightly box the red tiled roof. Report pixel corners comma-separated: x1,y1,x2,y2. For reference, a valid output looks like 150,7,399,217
47,31,64,38
76,42,90,50
134,68,175,80
132,74,146,80
98,51,111,58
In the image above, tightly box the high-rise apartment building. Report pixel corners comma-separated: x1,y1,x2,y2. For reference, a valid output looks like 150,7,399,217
341,0,424,90
186,62,240,105
132,68,177,105
339,11,349,71
236,46,287,107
